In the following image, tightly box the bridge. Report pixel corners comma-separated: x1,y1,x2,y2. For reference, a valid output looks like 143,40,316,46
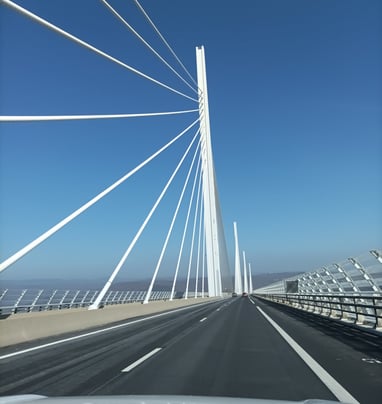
1,1,382,403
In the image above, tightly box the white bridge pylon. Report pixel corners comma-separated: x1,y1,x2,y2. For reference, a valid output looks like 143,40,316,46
233,221,253,295
233,222,243,294
196,46,231,298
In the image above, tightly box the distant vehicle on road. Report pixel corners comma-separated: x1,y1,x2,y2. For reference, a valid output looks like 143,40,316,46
242,292,248,297
232,292,238,297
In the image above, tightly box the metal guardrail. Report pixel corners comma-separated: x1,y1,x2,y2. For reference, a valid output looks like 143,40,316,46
0,289,176,315
255,293,382,332
253,249,382,295
252,249,382,333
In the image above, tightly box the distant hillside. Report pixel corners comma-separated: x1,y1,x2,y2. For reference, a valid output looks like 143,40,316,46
0,278,104,290
0,272,302,292
0,277,186,291
112,272,303,291
251,271,302,289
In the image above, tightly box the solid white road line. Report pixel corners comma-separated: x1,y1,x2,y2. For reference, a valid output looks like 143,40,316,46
121,347,162,373
0,301,215,360
200,317,207,322
248,296,256,305
256,306,359,404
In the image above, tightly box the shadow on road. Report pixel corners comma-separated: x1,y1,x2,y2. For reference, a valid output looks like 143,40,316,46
257,297,382,359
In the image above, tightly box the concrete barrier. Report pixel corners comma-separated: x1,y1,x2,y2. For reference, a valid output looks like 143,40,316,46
0,298,220,348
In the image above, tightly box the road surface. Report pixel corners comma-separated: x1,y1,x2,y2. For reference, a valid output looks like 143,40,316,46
1,297,381,402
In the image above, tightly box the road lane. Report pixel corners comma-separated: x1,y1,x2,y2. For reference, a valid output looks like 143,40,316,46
0,299,226,396
1,296,380,402
95,297,336,401
0,299,220,359
255,305,357,403
254,297,382,404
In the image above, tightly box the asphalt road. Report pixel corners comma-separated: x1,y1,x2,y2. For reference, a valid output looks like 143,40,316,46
1,297,381,403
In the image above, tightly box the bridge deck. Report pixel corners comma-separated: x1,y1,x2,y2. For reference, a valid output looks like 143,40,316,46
1,297,381,403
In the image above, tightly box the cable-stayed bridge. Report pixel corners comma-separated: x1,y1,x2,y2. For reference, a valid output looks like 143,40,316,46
0,0,232,304
1,2,382,403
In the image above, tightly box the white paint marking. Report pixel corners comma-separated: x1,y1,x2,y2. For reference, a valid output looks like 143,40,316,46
200,317,207,322
121,347,162,372
362,358,382,364
256,306,359,404
248,296,256,305
0,301,214,361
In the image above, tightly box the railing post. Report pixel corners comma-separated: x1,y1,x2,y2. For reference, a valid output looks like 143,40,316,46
80,290,91,307
70,290,80,308
30,289,44,312
59,290,70,309
14,289,27,313
89,290,99,304
0,289,8,305
374,296,382,329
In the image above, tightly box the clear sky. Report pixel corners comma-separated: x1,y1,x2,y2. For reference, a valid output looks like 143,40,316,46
1,0,381,284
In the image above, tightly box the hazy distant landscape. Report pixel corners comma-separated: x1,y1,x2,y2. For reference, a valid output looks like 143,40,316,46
0,272,301,292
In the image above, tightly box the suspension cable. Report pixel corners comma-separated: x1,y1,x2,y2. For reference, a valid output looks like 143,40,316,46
201,214,206,298
2,0,198,103
170,156,202,300
184,166,203,299
0,118,199,273
195,188,204,297
144,134,201,303
101,0,197,95
89,129,201,309
0,109,198,122
133,0,198,89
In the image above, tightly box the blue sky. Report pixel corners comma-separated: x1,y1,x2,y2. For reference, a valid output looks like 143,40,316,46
1,0,381,284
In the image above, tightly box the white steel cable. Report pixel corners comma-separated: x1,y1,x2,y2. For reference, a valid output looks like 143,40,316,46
89,129,201,309
195,190,204,297
184,167,203,299
0,118,199,273
133,0,198,88
2,0,198,103
201,222,206,298
101,0,198,95
169,157,201,300
143,135,201,304
0,109,198,122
